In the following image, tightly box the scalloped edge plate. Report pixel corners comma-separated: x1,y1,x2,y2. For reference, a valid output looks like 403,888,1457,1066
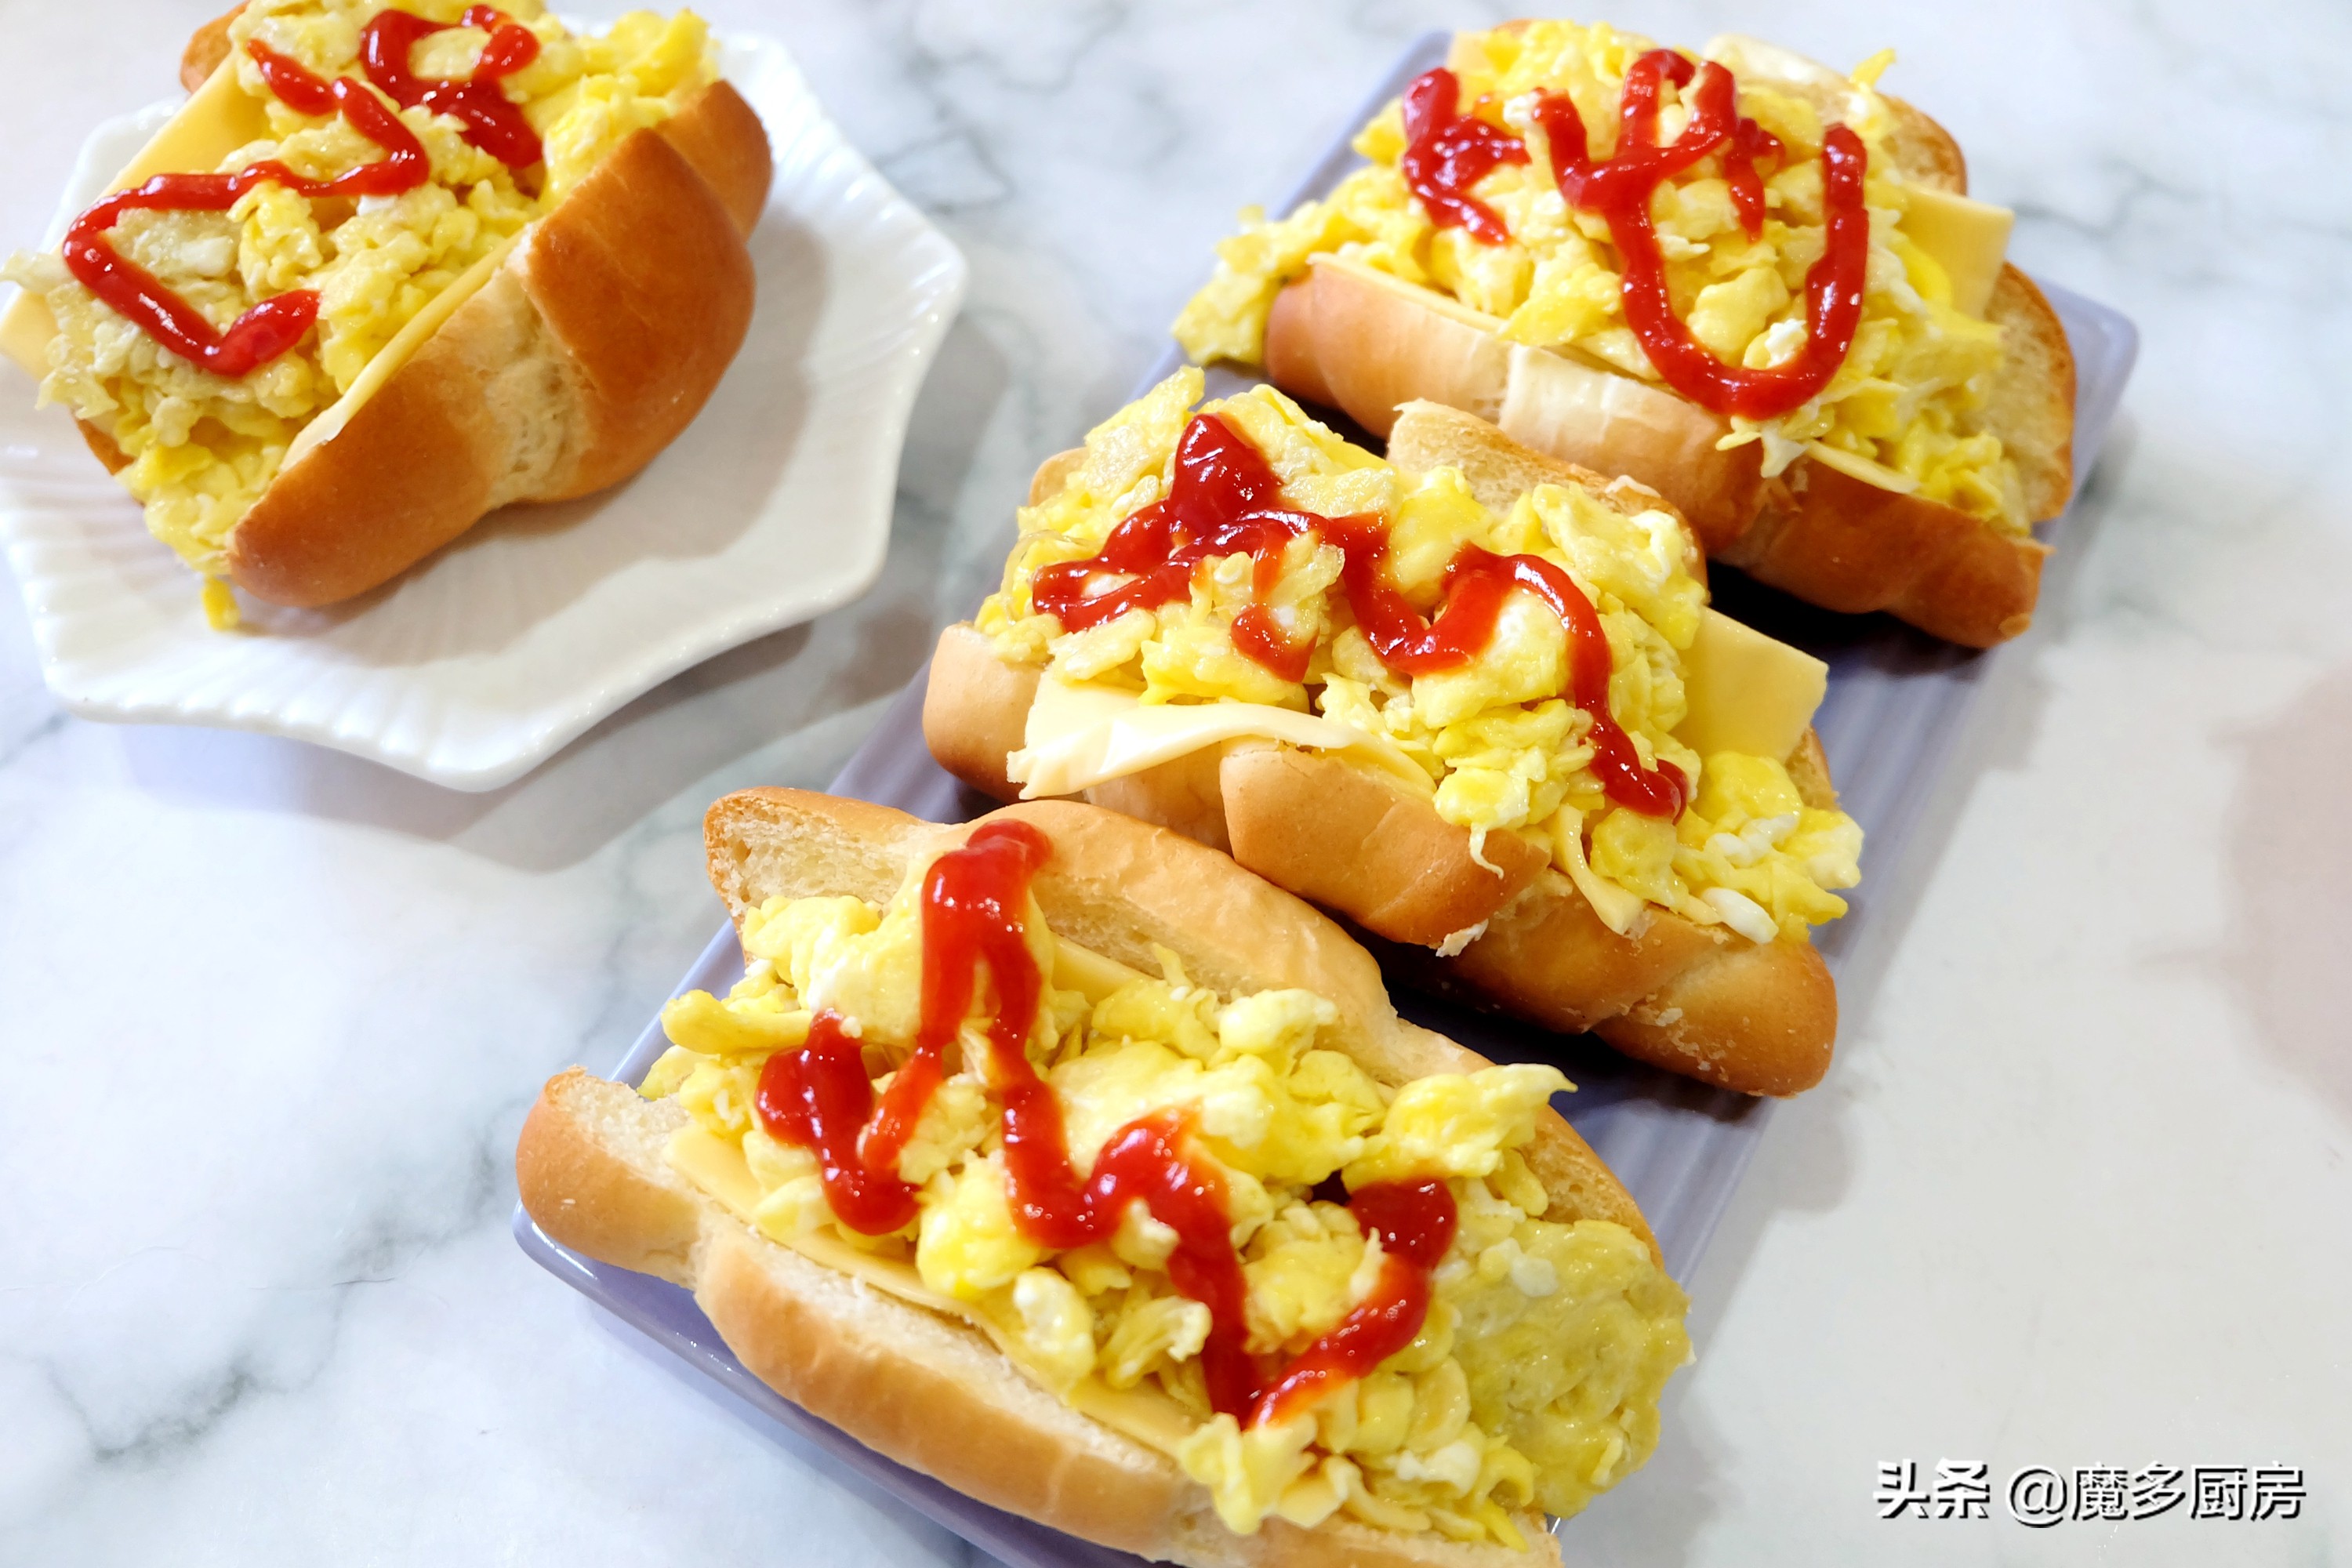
0,26,965,790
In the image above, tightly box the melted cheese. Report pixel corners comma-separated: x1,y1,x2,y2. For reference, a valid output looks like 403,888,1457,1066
1900,187,2015,320
1016,613,1825,809
1548,808,1650,937
2,62,271,377
1805,439,1922,495
1672,608,1828,762
1007,674,1437,801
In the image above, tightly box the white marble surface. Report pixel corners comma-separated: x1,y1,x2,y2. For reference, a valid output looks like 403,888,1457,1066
2,2,2346,1564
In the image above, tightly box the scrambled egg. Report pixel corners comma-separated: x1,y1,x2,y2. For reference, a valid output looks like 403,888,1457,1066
1174,20,2026,532
2,0,719,612
978,368,1863,944
645,854,1691,1544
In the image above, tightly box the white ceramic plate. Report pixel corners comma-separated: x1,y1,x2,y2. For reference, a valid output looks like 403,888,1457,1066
0,28,965,790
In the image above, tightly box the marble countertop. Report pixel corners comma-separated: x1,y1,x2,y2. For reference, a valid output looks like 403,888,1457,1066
3,2,2347,1564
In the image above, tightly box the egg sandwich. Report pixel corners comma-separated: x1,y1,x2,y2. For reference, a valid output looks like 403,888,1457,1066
1175,23,2075,648
925,368,1860,1094
2,0,770,626
519,788,1690,1563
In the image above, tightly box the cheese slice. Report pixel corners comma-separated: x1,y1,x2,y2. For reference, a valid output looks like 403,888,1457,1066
2,61,270,378
283,234,517,466
1007,675,1436,802
663,1122,1199,1457
0,292,56,380
1674,608,1828,763
1014,608,1825,808
1052,935,1149,1003
1805,438,1920,495
1900,186,2013,320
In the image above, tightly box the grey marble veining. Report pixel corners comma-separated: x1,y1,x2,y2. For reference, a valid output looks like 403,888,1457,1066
2,2,2347,1565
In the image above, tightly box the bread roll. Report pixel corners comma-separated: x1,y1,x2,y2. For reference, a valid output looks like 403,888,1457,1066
12,7,772,611
521,789,1686,1566
1226,24,2076,648
925,400,1848,1094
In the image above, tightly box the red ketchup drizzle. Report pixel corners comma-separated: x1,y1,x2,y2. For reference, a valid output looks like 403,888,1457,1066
1388,54,1868,422
1029,413,1686,818
58,39,435,378
753,1011,923,1234
1029,414,1321,683
751,819,1471,1424
1397,67,1528,245
1254,1178,1456,1426
1532,49,1867,420
1323,520,1687,816
361,5,544,169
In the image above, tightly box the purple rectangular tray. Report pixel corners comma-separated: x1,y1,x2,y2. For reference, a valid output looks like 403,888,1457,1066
514,30,2137,1566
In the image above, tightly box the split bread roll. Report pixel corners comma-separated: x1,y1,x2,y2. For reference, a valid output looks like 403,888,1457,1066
1189,24,2077,648
519,787,1692,1566
927,387,1853,1095
1265,256,2071,648
2,2,771,615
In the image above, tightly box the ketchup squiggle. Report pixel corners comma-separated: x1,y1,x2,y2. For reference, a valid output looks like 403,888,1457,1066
1392,54,1871,421
60,8,545,377
753,819,1466,1425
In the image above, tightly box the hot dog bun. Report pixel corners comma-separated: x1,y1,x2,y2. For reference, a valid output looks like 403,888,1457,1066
924,402,1841,1094
1264,256,2071,649
520,788,1664,1566
1250,31,2075,649
24,13,771,609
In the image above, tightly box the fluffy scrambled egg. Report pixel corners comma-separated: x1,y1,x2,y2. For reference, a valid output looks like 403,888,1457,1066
644,857,1690,1543
978,368,1863,945
1174,20,2025,532
2,0,719,612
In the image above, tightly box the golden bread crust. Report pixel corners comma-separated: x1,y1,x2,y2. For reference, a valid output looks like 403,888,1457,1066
1713,447,2050,647
181,6,242,92
1432,872,1729,1036
924,622,1038,801
1594,936,1838,1094
522,1070,1565,1567
225,83,766,604
1255,151,2076,646
517,788,1644,1563
1266,260,1507,441
1389,869,1836,1098
645,77,775,238
1986,264,2077,522
695,1223,1194,1555
517,1066,703,1285
923,409,1841,1092
1220,746,1547,947
1884,96,1967,192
